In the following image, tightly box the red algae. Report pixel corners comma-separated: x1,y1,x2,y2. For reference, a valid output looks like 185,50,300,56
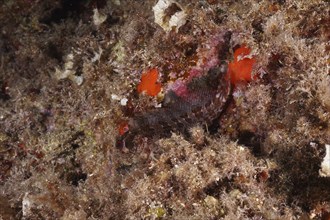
164,32,232,98
137,68,162,96
227,45,256,84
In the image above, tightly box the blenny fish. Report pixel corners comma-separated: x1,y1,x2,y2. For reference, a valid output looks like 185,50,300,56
117,32,233,148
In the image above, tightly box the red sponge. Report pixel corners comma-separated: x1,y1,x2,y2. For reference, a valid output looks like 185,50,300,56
137,68,162,96
227,46,256,84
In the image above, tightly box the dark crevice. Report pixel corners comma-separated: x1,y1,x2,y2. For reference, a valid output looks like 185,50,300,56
66,171,87,186
237,130,264,156
203,178,232,198
0,81,10,101
40,0,88,25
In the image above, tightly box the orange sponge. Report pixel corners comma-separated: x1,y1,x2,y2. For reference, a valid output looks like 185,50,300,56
227,46,256,84
137,68,162,96
118,121,129,136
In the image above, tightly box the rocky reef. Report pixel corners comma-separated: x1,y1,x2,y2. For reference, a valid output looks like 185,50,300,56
0,0,329,219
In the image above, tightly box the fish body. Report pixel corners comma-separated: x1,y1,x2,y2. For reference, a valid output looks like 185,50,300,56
117,31,233,147
118,65,232,147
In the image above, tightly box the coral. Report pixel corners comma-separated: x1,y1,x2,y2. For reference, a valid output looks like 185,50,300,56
319,144,330,177
153,0,187,32
54,53,84,86
92,8,107,27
